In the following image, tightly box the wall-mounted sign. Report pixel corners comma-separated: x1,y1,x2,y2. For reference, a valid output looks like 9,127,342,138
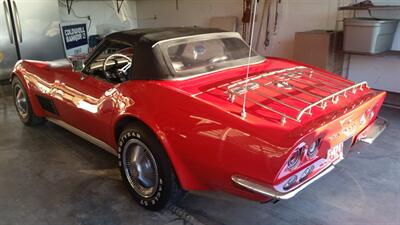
60,21,89,57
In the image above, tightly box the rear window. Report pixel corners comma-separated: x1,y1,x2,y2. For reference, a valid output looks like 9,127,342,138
158,33,265,78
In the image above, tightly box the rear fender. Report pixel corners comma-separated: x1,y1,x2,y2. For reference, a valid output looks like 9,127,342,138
112,113,209,191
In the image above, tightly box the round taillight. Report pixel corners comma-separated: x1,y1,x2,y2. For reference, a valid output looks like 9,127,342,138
299,165,314,182
283,175,298,191
306,140,320,159
287,147,302,170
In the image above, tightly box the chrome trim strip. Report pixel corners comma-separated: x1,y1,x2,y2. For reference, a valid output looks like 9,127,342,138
231,165,335,200
46,118,117,156
152,32,241,48
171,59,266,82
359,117,388,144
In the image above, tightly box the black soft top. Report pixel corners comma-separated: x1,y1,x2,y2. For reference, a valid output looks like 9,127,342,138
88,27,229,80
105,27,225,46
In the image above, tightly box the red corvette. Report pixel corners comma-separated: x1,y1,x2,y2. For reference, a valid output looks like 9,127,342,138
11,27,387,210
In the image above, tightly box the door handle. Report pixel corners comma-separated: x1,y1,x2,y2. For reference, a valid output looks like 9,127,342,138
12,0,22,43
3,0,14,44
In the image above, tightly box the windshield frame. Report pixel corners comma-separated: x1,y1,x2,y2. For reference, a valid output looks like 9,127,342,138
153,32,266,80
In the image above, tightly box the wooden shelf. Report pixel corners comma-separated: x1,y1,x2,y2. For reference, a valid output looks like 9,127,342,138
339,5,400,11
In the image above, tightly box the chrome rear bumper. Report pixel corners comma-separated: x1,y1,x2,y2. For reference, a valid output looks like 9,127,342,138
358,117,388,144
232,165,334,200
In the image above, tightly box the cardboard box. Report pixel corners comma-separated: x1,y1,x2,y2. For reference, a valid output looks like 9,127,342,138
294,30,344,74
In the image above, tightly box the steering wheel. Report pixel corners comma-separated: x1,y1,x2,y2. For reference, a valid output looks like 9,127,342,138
102,53,132,81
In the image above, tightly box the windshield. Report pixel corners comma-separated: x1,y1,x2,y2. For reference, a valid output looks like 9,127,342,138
158,33,265,78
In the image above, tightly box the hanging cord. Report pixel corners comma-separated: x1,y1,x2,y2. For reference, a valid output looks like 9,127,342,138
273,0,281,33
255,0,269,49
58,0,92,31
263,0,272,48
241,0,258,119
242,0,252,42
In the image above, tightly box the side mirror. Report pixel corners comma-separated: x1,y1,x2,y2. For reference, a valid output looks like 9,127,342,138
68,55,86,72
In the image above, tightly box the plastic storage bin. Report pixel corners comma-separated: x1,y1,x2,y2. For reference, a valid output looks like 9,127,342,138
343,18,398,54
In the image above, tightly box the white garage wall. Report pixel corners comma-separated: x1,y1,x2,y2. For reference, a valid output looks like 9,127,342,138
54,0,345,59
348,54,400,93
135,0,243,30
260,0,338,58
58,0,138,36
55,0,399,92
134,0,339,59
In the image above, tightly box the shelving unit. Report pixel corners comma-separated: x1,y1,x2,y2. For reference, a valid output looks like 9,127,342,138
339,5,400,11
334,2,400,78
335,1,400,105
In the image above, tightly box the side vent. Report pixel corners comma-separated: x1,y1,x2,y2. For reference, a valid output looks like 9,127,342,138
36,95,58,115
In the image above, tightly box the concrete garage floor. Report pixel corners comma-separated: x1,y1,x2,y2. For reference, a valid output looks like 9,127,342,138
0,84,399,225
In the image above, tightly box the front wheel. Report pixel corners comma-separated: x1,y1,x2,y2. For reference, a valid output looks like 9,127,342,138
118,123,184,211
12,77,44,126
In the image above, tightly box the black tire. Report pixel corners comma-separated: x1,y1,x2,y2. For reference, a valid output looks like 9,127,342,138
118,123,185,211
12,76,45,126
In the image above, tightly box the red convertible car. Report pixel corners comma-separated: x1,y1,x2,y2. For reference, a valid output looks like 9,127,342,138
11,27,387,210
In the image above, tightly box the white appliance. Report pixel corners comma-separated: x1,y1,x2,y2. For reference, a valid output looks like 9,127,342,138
0,0,65,80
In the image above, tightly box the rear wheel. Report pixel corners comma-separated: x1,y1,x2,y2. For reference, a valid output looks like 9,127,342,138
118,123,184,211
12,77,44,126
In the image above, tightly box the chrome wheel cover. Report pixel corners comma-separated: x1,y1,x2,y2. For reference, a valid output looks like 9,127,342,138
122,139,159,198
14,84,28,118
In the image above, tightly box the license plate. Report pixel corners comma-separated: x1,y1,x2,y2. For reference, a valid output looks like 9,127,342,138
327,142,344,164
